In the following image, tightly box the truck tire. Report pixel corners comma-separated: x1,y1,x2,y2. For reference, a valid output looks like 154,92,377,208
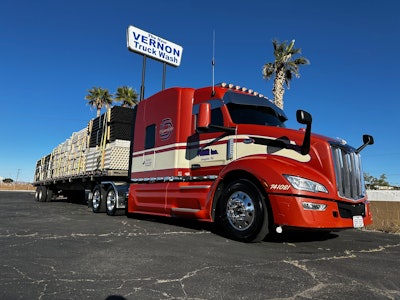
106,186,117,216
37,186,48,202
34,187,40,201
46,189,53,202
92,186,105,213
217,179,270,243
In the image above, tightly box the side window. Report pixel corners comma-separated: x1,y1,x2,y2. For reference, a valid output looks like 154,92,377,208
145,124,156,149
211,107,223,126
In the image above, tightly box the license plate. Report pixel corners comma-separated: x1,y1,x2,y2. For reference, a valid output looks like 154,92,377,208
353,215,364,228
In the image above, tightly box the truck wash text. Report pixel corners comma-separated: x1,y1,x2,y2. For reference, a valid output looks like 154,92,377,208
131,32,180,64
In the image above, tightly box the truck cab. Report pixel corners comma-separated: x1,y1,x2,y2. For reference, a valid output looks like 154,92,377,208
127,83,374,242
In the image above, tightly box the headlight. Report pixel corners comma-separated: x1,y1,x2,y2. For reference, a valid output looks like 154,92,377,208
284,175,328,193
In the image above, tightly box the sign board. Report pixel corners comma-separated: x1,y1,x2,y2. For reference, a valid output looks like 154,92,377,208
126,25,183,67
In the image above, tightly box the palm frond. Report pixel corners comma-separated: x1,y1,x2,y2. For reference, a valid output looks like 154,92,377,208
262,39,310,109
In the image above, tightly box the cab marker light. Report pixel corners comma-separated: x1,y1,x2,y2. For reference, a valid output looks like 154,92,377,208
219,82,266,99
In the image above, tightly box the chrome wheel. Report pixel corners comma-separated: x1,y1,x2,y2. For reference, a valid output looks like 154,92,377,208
226,191,255,231
92,189,101,212
106,189,117,214
218,179,270,242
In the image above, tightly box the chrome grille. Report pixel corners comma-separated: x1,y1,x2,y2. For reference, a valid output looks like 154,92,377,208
331,144,365,200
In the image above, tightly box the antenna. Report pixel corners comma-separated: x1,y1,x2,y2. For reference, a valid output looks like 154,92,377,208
211,30,216,97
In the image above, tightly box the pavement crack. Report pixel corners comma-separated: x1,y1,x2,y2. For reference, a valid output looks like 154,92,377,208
0,230,210,241
357,243,400,253
283,259,318,280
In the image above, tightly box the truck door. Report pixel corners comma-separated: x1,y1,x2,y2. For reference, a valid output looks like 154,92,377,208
188,104,235,178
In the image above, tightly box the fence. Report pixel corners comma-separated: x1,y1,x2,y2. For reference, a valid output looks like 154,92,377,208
367,190,400,233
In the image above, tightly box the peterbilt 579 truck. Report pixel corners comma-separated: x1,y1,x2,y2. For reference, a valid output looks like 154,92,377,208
33,82,374,242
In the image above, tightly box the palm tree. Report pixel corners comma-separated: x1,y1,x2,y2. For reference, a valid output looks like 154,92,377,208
262,39,309,110
85,87,113,117
114,86,138,108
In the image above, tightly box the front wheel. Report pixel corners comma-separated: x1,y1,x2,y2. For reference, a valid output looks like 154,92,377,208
217,179,270,243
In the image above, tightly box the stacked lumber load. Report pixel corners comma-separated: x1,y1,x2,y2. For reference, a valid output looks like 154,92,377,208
86,107,134,172
34,154,52,182
34,107,135,182
67,128,88,176
85,140,131,172
51,138,72,178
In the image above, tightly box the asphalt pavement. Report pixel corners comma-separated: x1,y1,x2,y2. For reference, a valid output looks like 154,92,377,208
1,191,399,300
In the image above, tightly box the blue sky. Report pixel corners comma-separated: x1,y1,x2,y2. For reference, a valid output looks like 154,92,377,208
0,0,399,185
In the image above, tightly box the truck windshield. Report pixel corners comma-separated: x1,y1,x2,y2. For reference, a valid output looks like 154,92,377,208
227,103,286,127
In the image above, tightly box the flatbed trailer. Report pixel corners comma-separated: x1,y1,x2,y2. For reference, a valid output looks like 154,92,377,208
33,106,134,214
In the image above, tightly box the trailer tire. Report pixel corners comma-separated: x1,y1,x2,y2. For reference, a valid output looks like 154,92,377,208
92,186,105,213
217,179,269,243
34,187,40,201
37,186,48,202
46,189,53,202
106,186,118,216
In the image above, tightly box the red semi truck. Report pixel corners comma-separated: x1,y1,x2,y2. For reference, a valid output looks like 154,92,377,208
34,82,374,242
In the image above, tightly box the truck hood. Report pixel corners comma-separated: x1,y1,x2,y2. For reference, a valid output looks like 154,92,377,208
235,124,345,152
234,124,354,183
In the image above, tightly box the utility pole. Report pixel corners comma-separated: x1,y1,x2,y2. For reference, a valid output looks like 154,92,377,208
16,169,21,184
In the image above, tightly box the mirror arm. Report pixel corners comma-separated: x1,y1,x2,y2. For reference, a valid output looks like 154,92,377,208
355,134,374,154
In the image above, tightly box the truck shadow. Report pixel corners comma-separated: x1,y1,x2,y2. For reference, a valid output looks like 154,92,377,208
127,213,339,243
264,230,339,243
127,213,215,232
46,199,342,243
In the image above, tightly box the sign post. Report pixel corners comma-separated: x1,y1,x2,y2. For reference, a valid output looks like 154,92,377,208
126,25,183,100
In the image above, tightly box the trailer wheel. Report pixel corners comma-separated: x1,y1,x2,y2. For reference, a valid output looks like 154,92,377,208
92,186,105,213
217,179,269,243
37,186,48,202
46,189,53,202
106,186,117,216
34,187,40,201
